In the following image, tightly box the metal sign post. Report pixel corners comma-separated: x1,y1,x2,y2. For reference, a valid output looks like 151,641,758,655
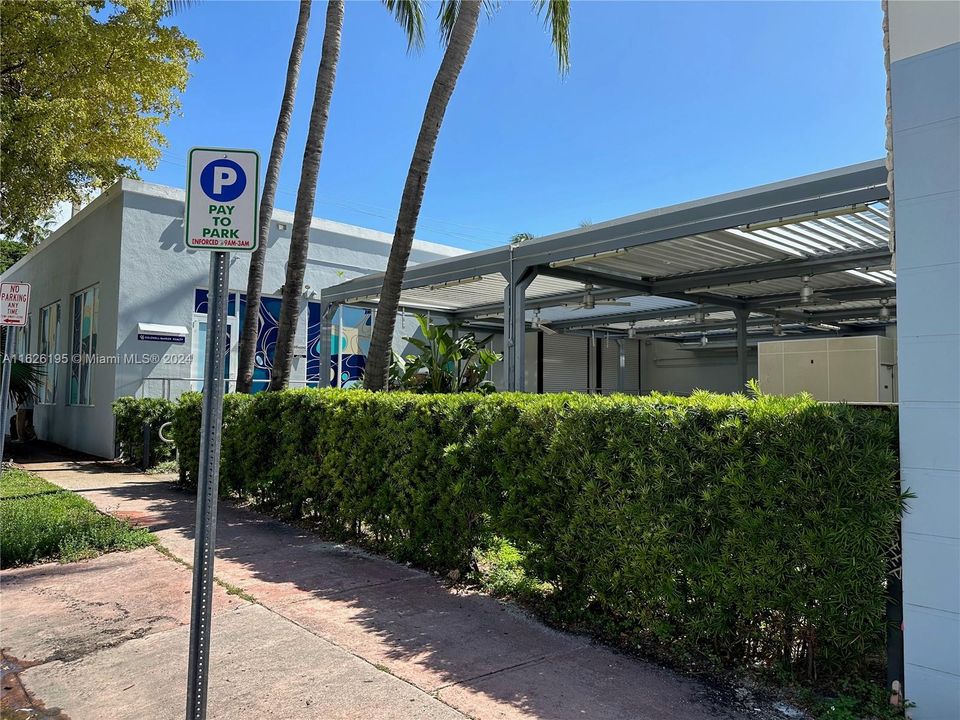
0,281,31,476
183,148,258,720
0,328,14,472
185,250,229,720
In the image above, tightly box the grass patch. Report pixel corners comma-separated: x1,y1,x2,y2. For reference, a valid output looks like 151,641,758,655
216,578,257,604
0,466,61,498
0,468,154,568
153,543,257,604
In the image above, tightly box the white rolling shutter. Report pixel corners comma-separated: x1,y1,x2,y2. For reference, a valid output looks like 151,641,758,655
542,334,589,393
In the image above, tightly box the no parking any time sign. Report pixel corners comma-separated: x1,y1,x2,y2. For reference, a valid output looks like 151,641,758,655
185,147,260,251
0,282,30,326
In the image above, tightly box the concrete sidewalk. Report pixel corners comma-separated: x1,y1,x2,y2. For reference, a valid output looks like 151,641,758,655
2,450,747,720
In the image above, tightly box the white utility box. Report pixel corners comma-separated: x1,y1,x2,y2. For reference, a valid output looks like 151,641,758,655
758,335,897,403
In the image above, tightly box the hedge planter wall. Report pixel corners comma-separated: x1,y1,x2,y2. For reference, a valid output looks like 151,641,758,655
170,388,903,684
112,397,176,467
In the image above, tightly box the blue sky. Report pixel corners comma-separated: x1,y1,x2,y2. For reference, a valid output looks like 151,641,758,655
144,1,887,250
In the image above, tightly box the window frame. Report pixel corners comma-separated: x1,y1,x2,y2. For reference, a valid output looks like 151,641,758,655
38,300,61,405
69,284,99,407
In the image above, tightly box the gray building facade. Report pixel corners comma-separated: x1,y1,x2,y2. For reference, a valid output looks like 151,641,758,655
1,179,463,458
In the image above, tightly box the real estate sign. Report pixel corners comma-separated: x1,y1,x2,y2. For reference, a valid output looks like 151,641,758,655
0,281,30,326
185,147,260,251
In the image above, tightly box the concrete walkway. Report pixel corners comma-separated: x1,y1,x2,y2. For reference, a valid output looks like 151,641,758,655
2,450,748,720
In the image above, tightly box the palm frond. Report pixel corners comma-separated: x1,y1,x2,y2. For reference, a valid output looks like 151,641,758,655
532,0,570,74
437,0,461,47
382,0,426,51
8,362,44,407
437,0,497,46
166,0,197,15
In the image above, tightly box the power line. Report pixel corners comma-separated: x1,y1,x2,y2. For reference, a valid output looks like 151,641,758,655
157,151,508,248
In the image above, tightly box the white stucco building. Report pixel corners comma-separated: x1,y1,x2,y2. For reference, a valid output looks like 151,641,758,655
0,179,463,458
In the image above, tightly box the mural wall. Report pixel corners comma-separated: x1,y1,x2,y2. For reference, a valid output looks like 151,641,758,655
307,302,371,388
194,290,369,390
193,289,281,392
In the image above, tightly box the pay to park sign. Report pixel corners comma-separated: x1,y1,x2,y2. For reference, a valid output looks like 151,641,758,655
185,147,260,251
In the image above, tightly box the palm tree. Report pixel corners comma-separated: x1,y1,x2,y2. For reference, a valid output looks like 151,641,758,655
363,0,570,390
236,0,312,393
269,0,426,390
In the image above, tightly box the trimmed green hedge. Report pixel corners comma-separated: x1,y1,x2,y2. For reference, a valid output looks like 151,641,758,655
170,388,903,683
112,397,176,467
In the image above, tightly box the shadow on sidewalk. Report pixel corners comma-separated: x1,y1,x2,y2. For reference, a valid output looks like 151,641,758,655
14,444,738,720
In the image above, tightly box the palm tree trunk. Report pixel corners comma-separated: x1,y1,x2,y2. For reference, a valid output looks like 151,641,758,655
237,0,312,394
269,0,344,391
881,0,895,269
363,0,481,391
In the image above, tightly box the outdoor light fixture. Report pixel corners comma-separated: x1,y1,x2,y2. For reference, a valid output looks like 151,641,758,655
772,319,785,337
627,322,637,339
879,298,891,321
694,304,706,325
700,333,709,347
799,276,814,305
548,248,627,269
427,275,484,291
582,284,596,309
740,204,871,233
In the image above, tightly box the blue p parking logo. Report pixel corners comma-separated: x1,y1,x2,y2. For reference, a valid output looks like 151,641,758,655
200,159,247,202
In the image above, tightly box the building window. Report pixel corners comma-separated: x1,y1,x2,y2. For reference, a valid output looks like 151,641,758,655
13,323,30,359
38,301,61,404
191,288,239,392
70,285,98,405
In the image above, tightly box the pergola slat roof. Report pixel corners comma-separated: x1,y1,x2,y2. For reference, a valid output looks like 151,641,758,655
321,159,894,339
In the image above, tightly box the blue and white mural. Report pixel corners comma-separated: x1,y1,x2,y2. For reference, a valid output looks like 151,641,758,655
193,289,281,393
195,290,369,390
306,303,371,388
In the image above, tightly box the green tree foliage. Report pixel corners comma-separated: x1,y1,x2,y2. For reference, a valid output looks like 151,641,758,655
170,388,904,685
389,313,500,393
0,240,30,273
0,0,200,238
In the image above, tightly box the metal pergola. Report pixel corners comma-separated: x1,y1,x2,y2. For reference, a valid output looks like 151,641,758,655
320,160,895,390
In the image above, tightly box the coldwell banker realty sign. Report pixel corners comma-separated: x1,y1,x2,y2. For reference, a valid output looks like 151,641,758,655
185,147,260,250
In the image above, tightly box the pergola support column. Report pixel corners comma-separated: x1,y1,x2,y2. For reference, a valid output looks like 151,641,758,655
734,308,749,390
502,285,512,390
502,268,538,391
